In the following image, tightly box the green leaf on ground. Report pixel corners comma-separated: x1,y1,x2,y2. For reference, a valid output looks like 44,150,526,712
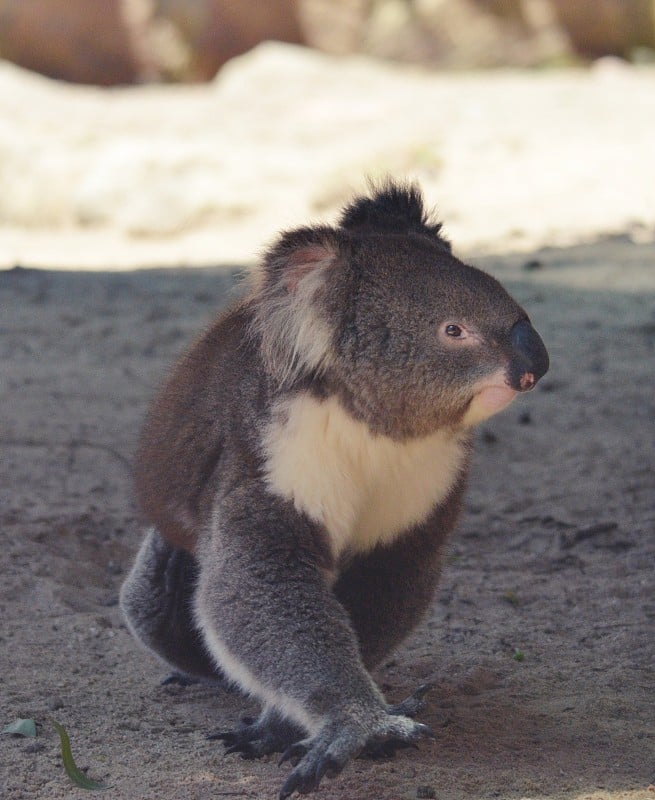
52,720,109,791
502,591,520,607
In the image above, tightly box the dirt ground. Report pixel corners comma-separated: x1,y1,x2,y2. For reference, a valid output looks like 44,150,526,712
1,231,653,799
1,39,654,800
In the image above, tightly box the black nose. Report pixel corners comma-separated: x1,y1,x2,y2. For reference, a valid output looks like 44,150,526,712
509,319,549,391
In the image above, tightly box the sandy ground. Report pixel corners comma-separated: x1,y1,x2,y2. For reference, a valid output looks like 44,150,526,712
1,237,653,800
1,45,654,800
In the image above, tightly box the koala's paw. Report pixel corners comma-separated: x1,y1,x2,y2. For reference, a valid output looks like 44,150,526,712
277,714,434,798
208,710,303,760
160,671,199,687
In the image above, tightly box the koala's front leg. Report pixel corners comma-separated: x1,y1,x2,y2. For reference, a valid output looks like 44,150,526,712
194,482,432,797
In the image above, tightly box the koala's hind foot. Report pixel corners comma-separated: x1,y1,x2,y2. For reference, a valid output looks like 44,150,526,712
278,713,434,799
209,708,304,759
387,683,433,718
160,671,201,687
120,528,224,684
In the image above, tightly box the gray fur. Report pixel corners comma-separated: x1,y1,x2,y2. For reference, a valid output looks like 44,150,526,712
121,180,548,797
119,528,220,682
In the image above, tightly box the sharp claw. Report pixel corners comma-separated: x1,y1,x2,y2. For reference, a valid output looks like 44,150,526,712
416,723,436,740
363,737,413,760
313,761,328,784
278,742,307,767
279,773,300,800
388,682,436,717
278,708,432,799
224,744,244,756
314,755,333,783
160,671,197,687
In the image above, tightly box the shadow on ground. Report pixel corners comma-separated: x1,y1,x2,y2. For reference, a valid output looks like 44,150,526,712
1,238,653,799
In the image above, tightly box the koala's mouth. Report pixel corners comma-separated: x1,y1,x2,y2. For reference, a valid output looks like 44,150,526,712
474,384,518,415
460,375,518,428
474,363,540,414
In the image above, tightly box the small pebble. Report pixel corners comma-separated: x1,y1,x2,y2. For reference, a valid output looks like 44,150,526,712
116,720,141,732
23,742,46,754
49,696,65,711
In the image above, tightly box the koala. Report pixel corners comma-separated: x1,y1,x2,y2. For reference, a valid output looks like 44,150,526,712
120,181,549,798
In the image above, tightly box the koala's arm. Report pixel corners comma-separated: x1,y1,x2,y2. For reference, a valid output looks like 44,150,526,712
194,478,432,796
334,474,468,671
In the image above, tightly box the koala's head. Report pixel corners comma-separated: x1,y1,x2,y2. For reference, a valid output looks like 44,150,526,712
252,181,549,438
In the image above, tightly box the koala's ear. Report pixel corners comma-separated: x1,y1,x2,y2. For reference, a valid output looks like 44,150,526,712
250,226,341,384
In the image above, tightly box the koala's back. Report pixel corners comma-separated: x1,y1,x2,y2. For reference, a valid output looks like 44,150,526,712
134,300,263,552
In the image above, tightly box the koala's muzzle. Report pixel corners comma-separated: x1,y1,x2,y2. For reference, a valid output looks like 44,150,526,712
508,319,549,391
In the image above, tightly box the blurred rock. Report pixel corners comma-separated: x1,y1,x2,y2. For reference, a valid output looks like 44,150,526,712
0,0,143,85
0,0,304,85
301,0,573,68
0,43,654,270
301,0,655,67
549,0,655,59
0,0,653,88
155,0,304,80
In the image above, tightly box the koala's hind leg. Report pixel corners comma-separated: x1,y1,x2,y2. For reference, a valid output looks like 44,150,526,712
120,528,222,683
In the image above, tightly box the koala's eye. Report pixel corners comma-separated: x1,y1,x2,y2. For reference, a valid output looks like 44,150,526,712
445,324,464,338
440,322,477,345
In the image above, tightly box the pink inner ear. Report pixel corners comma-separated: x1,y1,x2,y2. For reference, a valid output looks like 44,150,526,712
285,244,335,293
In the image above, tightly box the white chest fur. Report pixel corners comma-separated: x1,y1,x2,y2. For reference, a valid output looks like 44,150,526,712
262,394,468,559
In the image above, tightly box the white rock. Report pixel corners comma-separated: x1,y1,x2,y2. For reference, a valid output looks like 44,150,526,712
0,44,654,269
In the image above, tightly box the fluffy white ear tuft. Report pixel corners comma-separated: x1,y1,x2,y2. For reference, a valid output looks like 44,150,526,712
250,234,340,385
284,244,336,293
